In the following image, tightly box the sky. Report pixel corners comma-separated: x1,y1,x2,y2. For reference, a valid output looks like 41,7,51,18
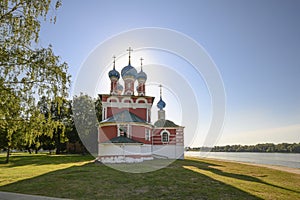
39,0,300,146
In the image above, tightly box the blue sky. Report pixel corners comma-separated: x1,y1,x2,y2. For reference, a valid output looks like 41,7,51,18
39,0,300,146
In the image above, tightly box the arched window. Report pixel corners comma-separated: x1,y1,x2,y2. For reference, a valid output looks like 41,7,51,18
107,96,119,103
118,124,131,138
136,98,147,104
161,130,170,143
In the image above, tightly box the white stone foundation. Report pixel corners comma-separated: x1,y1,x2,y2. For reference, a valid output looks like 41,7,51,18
98,143,153,163
98,143,183,163
152,145,184,159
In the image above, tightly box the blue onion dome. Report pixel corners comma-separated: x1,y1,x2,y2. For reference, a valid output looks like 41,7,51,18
117,83,123,91
108,57,120,79
121,64,137,79
157,97,166,110
136,68,147,81
108,68,120,79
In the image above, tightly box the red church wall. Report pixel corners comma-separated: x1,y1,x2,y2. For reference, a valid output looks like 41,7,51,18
100,95,154,104
99,126,117,143
100,95,108,102
152,128,177,145
124,79,135,95
131,125,152,144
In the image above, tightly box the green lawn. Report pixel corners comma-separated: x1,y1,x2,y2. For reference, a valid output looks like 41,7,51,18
0,153,299,199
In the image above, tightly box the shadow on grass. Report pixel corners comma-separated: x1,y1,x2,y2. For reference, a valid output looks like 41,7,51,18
0,153,93,167
0,157,262,199
181,158,300,195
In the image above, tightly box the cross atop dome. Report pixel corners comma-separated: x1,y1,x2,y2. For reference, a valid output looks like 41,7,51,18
109,47,147,96
108,55,120,80
157,85,166,110
99,50,185,164
140,57,144,70
127,47,133,65
112,55,116,69
136,57,147,83
159,84,162,98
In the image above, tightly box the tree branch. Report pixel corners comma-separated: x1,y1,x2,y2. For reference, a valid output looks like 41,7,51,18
0,2,23,21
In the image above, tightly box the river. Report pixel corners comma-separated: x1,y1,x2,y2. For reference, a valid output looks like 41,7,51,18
185,151,300,169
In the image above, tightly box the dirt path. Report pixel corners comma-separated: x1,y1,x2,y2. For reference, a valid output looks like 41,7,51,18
0,191,69,200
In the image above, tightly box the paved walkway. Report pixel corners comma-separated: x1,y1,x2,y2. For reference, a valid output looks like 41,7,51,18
0,191,70,200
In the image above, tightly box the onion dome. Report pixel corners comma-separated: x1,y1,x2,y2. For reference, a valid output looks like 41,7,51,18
136,57,147,81
157,97,166,110
136,70,147,80
108,56,120,79
121,47,137,79
157,84,166,110
109,68,120,79
117,83,123,92
121,64,137,78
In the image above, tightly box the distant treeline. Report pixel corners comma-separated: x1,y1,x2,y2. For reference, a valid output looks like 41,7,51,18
186,143,300,153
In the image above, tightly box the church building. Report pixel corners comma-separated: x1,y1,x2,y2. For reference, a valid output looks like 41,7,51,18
97,48,184,163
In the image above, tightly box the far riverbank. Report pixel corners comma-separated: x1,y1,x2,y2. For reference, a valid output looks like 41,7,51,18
185,151,300,169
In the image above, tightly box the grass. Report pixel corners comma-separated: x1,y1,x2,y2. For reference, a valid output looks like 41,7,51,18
0,153,299,199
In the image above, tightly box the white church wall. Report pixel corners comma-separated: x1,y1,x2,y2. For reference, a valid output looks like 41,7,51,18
152,145,184,159
99,144,124,156
175,145,184,159
123,145,142,155
99,144,142,156
98,144,153,163
141,144,152,155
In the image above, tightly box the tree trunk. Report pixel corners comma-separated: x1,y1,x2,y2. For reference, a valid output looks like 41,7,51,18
5,147,10,163
56,129,61,154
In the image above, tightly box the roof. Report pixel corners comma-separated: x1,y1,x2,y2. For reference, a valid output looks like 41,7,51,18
101,110,146,123
154,119,179,127
121,64,137,78
102,136,142,144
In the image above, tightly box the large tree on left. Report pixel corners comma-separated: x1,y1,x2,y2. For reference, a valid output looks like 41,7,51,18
0,0,70,163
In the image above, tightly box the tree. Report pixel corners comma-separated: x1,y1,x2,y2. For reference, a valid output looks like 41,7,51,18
211,143,300,153
50,97,71,154
72,94,101,156
0,0,70,162
0,83,24,162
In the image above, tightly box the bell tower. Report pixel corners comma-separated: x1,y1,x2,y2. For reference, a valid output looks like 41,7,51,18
121,47,137,95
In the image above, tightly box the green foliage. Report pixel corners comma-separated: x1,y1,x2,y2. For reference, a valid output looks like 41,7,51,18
72,94,102,156
210,143,300,153
0,0,70,162
34,96,72,154
0,0,61,46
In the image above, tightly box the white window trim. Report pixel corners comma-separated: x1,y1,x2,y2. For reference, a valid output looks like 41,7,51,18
136,97,147,104
107,96,119,103
117,124,131,138
145,129,151,141
160,129,170,143
121,97,134,104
